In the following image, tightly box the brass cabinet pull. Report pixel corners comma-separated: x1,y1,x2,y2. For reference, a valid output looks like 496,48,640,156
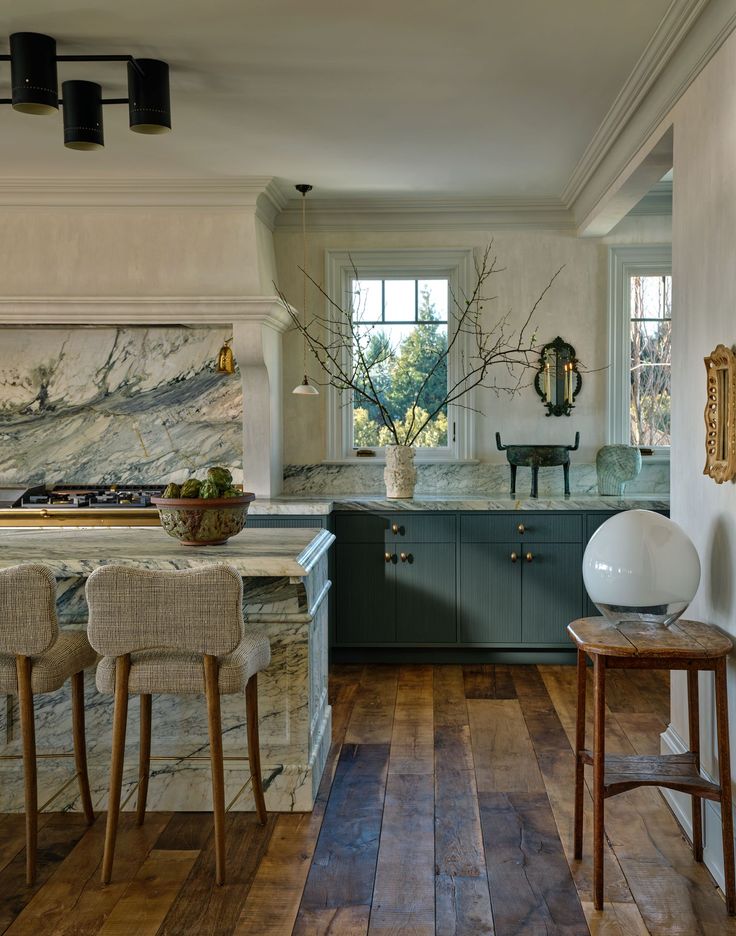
517,523,525,534
525,551,534,563
391,522,400,535
400,552,413,563
384,552,393,563
510,551,518,563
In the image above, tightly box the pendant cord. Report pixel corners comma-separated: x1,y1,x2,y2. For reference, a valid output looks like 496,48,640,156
302,191,308,376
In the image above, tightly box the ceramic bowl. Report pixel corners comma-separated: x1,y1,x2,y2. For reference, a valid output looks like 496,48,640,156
151,494,255,546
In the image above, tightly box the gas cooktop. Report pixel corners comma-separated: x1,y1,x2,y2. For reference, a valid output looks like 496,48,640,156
4,484,165,509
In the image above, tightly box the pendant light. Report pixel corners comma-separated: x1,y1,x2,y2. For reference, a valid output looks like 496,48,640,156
10,32,58,114
62,80,103,149
292,183,319,396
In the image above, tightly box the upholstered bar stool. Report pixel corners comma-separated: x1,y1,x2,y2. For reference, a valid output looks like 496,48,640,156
86,563,271,886
0,563,97,885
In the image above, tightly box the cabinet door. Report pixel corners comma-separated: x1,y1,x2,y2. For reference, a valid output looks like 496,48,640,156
458,542,522,644
521,543,583,645
395,543,456,643
335,543,395,644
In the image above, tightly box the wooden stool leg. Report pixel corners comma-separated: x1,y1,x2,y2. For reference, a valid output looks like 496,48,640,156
715,658,735,915
204,655,226,886
593,654,606,911
16,656,37,886
102,655,130,885
71,670,95,825
136,694,152,826
573,649,587,860
246,674,267,825
687,669,703,862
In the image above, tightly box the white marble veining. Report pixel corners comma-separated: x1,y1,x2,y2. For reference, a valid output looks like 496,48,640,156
282,458,670,497
0,326,243,486
0,526,333,814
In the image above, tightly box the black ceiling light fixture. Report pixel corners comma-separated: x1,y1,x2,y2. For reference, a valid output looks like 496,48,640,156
0,31,171,149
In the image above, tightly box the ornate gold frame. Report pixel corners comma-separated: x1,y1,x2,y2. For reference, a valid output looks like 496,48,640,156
704,344,736,483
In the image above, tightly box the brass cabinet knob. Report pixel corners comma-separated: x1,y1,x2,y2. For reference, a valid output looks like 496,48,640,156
525,551,534,562
384,552,393,563
517,523,525,534
400,552,407,562
510,551,518,563
391,522,400,535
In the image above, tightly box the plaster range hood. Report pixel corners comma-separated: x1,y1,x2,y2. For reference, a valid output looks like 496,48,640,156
0,178,294,499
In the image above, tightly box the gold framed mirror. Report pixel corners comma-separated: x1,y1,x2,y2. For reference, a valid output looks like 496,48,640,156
704,344,736,483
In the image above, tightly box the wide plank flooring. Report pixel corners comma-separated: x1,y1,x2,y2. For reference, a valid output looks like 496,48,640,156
1,663,733,935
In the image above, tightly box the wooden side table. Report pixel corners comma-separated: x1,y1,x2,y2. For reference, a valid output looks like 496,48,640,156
567,616,735,915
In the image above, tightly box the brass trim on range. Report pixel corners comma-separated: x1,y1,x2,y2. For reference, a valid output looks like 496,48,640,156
0,509,162,528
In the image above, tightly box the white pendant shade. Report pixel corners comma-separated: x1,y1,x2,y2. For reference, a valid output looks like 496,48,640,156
293,375,319,395
582,509,700,627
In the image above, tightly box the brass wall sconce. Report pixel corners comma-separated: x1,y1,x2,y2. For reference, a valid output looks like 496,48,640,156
704,343,736,483
216,337,235,375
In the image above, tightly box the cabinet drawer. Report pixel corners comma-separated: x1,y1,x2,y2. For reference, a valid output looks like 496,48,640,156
335,513,455,544
461,513,582,543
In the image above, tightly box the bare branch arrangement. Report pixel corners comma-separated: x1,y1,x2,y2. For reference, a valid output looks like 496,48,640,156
277,242,564,447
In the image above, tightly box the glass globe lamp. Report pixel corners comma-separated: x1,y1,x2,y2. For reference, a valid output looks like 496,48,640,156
582,509,701,627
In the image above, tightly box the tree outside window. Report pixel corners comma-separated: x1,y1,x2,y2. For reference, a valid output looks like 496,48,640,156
351,278,449,449
629,274,671,448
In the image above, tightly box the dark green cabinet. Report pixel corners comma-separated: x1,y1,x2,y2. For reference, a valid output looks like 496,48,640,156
334,513,457,645
521,542,583,644
395,543,456,643
459,542,521,643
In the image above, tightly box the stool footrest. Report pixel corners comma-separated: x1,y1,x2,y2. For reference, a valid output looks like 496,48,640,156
579,750,722,800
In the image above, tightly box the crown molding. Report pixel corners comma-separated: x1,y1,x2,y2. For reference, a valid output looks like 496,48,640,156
274,195,574,232
0,176,288,212
0,295,293,330
561,0,709,208
628,180,673,216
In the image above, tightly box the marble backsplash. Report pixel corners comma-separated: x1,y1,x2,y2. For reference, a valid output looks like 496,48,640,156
283,459,669,497
0,326,243,485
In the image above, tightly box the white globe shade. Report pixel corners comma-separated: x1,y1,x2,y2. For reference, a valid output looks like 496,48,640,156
583,509,700,627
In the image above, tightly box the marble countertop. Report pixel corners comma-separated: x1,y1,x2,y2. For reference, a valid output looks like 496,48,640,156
251,494,670,513
0,526,334,578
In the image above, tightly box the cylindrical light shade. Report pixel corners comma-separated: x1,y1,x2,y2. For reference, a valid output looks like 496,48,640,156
10,32,58,114
62,80,104,150
128,59,171,134
582,509,701,628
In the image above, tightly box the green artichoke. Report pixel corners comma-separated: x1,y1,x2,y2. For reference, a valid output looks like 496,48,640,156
207,466,233,493
162,482,181,498
199,479,220,499
180,478,202,498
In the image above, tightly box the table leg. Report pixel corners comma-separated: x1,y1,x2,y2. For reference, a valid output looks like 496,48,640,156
574,648,587,860
531,466,539,498
563,462,570,497
687,669,703,862
510,465,516,497
715,657,735,915
593,654,606,911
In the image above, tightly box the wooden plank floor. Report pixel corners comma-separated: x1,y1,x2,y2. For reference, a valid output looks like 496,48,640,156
1,663,733,935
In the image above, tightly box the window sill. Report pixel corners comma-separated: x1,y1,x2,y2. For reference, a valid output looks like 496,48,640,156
321,457,481,466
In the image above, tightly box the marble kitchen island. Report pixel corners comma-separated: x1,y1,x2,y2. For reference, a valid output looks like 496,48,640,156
0,526,334,814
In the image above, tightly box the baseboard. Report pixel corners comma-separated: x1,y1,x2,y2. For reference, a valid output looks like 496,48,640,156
660,723,728,891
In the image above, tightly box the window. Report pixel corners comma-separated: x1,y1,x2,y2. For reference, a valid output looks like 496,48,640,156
608,246,672,454
325,249,475,461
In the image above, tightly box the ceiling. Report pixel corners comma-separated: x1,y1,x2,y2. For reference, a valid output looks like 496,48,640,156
0,0,674,198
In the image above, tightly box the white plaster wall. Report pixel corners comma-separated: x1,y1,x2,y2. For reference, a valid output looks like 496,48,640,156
668,28,736,879
276,220,671,465
0,206,274,296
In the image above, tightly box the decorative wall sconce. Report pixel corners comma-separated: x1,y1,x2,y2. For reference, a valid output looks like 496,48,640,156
703,343,736,483
216,338,235,375
0,32,171,150
533,336,581,417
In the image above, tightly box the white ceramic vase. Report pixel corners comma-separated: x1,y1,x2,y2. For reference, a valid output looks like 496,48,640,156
384,445,417,499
